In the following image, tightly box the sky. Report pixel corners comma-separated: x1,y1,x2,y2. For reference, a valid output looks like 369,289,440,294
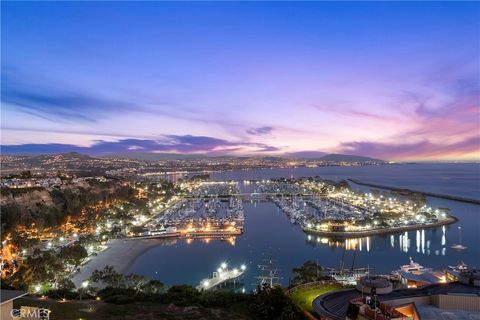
1,1,479,161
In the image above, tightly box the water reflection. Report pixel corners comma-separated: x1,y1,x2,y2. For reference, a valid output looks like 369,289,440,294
305,227,448,256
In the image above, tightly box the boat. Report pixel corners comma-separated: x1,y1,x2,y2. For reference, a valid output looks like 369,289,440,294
448,261,468,272
330,268,370,285
398,257,432,273
328,246,370,285
451,226,467,250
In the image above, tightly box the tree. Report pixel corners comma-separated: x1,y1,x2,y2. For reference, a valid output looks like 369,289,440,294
59,244,88,269
125,274,149,293
144,280,164,294
90,265,126,288
291,261,323,285
250,286,304,320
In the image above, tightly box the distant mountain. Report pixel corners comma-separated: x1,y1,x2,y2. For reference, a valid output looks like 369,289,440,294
49,152,95,160
102,152,205,161
319,153,385,162
284,151,327,159
2,151,385,163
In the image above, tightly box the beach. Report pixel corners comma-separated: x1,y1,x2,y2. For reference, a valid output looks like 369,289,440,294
72,238,164,287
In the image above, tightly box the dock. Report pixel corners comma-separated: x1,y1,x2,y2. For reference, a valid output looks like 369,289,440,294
197,263,246,290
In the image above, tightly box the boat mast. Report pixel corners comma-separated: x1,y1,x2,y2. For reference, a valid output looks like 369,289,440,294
351,245,358,271
340,246,346,273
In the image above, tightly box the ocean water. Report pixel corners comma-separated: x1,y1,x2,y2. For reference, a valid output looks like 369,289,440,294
128,164,480,288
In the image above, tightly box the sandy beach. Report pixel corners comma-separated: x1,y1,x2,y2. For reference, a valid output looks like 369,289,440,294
72,238,164,287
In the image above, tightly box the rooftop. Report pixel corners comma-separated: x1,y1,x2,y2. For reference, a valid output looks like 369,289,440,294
313,282,480,320
0,290,27,304
417,304,480,320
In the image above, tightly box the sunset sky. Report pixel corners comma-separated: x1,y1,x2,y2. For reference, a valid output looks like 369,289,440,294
1,2,479,161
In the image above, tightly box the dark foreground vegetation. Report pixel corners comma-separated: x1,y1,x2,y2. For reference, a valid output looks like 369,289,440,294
15,284,305,320
8,261,345,320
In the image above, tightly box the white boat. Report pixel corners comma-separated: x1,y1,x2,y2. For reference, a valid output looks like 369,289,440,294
330,268,370,285
448,261,468,272
398,257,432,273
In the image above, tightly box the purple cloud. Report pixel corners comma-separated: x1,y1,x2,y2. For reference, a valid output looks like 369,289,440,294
246,126,273,136
1,73,135,123
1,135,279,155
339,136,480,161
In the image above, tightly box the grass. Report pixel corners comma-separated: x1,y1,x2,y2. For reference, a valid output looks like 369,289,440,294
288,283,342,313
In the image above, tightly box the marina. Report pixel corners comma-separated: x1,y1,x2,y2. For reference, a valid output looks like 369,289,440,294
127,165,480,289
261,178,457,237
132,182,245,240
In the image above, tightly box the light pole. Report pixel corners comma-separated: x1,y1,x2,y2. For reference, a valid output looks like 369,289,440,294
80,280,89,301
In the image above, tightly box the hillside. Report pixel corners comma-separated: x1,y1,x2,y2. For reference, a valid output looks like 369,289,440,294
320,153,385,162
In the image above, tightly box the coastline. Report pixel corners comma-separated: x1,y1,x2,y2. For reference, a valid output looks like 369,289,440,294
71,238,165,287
302,215,458,238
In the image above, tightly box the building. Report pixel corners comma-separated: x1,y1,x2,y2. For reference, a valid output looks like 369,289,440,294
313,274,480,320
1,290,27,320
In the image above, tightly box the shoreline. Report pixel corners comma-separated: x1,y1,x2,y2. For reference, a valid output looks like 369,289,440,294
71,238,165,287
302,215,458,238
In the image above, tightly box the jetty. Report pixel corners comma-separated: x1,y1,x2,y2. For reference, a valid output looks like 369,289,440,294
348,179,480,205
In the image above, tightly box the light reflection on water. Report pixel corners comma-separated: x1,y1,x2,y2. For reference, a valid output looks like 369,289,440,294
304,226,448,256
128,165,480,287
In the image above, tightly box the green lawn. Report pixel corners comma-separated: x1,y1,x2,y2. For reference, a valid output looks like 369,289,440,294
288,283,341,313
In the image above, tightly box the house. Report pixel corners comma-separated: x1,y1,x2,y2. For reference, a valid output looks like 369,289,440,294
1,290,27,320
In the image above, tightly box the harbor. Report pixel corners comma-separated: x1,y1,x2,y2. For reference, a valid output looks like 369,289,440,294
260,178,458,237
116,166,479,290
130,182,245,241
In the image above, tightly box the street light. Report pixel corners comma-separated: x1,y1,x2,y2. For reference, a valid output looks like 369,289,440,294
80,280,89,301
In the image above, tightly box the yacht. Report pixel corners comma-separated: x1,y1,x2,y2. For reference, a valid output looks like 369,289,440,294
398,257,432,273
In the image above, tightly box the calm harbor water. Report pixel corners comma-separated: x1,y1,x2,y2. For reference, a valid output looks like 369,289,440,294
128,163,480,289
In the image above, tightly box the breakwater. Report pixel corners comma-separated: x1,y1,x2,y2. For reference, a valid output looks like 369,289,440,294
348,179,480,205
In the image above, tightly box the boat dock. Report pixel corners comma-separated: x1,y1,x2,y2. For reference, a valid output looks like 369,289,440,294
197,263,246,290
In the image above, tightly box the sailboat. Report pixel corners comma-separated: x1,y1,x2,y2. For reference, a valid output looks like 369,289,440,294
328,246,370,285
451,226,467,250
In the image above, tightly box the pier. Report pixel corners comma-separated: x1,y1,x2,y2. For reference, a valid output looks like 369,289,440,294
129,227,243,240
197,263,246,290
